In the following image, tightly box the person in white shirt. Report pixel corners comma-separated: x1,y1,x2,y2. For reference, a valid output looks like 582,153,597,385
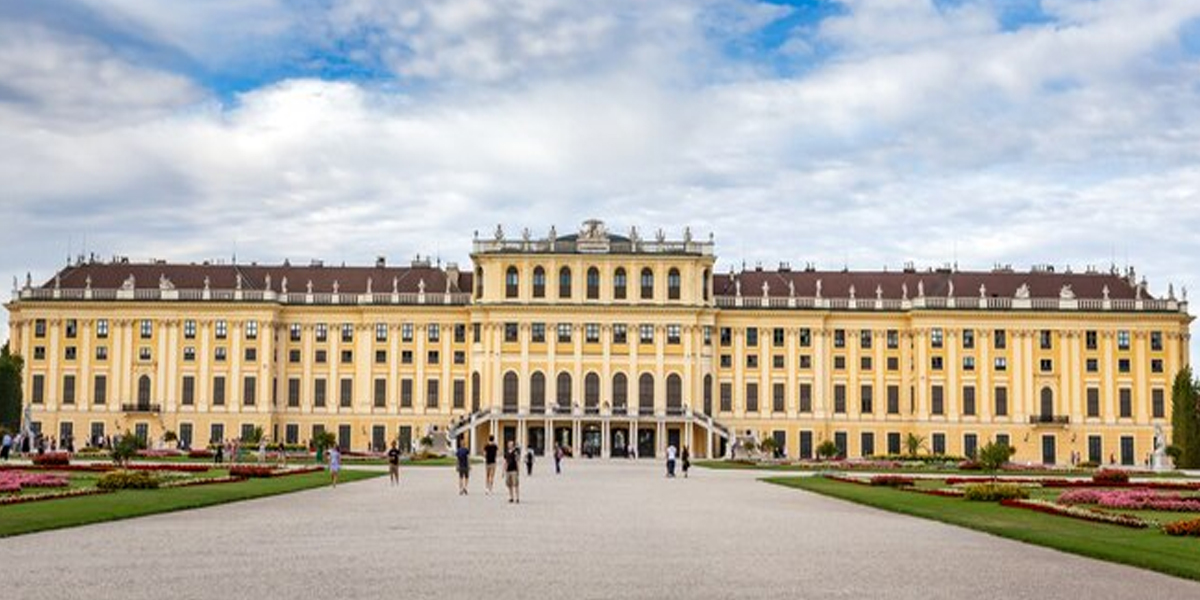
666,444,677,478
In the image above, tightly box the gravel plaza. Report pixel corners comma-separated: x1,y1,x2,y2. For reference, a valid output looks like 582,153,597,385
2,461,1199,599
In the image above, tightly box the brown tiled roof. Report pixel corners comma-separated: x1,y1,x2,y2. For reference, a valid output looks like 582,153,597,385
713,270,1144,300
42,263,471,295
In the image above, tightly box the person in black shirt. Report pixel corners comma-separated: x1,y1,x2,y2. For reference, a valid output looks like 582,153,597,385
504,441,520,504
483,436,499,495
387,441,402,486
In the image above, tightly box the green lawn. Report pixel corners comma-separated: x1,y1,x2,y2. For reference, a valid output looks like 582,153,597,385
696,459,1185,478
768,476,1200,581
0,469,382,538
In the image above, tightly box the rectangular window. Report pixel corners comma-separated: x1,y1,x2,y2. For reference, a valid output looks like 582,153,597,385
887,385,900,415
666,324,681,345
401,379,413,408
860,384,873,414
860,330,872,349
932,433,946,455
1121,436,1135,466
427,350,439,364
210,424,225,444
426,379,439,408
290,323,301,342
1086,388,1100,417
962,385,976,416
860,356,872,371
931,356,943,370
746,327,759,346
799,383,812,413
833,329,845,348
962,356,975,371
375,350,386,364
994,386,1008,416
315,323,328,342
1151,359,1163,373
747,355,759,368
861,432,876,457
374,378,387,408
833,384,846,413
213,376,226,406
532,322,546,343
931,385,944,415
97,319,109,339
315,349,327,363
1118,358,1130,373
639,324,653,344
799,355,812,369
994,357,1007,371
453,379,465,409
401,323,413,342
63,319,77,338
800,431,814,459
454,324,466,343
720,383,732,412
964,433,979,459
720,327,732,346
888,432,902,455
216,320,228,339
1087,435,1102,464
341,350,353,364
139,347,152,361
1086,358,1098,373
62,374,75,404
244,347,257,362
340,378,353,408
1039,330,1052,350
1119,388,1132,418
887,356,898,371
886,329,898,349
64,346,77,361
799,328,812,347
376,323,388,342
774,355,785,369
557,323,573,343
1117,330,1130,350
586,323,601,343
93,375,107,405
428,324,440,343
993,329,1006,349
745,382,759,413
504,323,518,343
286,424,299,445
1086,330,1097,350
288,378,300,407
182,376,195,406
401,350,412,364
613,324,627,344
180,347,193,362
140,319,153,339
834,432,847,458
772,383,785,412
703,326,712,346
833,356,845,370
930,328,943,348
1151,331,1163,351
962,329,975,349
314,379,327,408
34,319,46,338
454,351,465,365
243,376,256,406
1040,358,1053,372
341,323,354,343
246,320,258,340
1152,388,1165,419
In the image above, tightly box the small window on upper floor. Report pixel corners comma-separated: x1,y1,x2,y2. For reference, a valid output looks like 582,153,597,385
245,320,258,340
532,266,546,298
613,267,627,300
640,268,654,300
140,319,153,339
1117,330,1130,350
65,319,77,338
96,319,109,339
506,266,519,299
216,320,228,339
34,319,46,338
1150,331,1163,352
1040,330,1052,350
559,267,572,299
587,267,600,300
667,268,680,300
930,328,943,349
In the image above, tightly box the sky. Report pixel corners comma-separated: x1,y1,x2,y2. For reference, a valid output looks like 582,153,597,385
2,0,1200,356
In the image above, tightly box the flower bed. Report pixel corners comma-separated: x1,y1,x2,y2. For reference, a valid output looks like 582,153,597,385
188,449,214,459
160,475,242,489
963,483,1030,501
97,470,160,490
0,471,70,491
901,487,965,498
1058,488,1200,512
0,487,111,506
136,449,183,458
229,465,323,478
1000,498,1149,528
1093,469,1131,484
31,452,71,467
869,475,916,487
1162,517,1200,537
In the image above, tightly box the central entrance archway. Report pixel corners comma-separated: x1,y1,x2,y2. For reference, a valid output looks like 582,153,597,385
638,427,656,458
582,424,601,458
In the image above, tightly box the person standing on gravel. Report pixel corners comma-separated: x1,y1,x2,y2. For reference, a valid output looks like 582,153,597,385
327,445,341,488
504,440,521,504
456,443,471,495
387,441,402,487
483,436,499,494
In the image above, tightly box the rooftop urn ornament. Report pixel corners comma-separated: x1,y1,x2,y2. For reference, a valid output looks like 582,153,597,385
332,280,339,294
281,276,288,294
1014,283,1030,299
734,276,741,297
445,275,453,294
158,274,174,290
493,224,504,241
521,227,531,242
683,226,692,243
762,280,770,299
1137,277,1147,300
549,225,558,243
947,279,954,298
1102,285,1109,300
236,273,243,291
629,225,639,242
901,282,908,300
788,279,796,298
366,277,373,294
203,276,211,291
848,284,856,299
265,273,272,290
11,276,17,294
979,283,986,298
876,284,883,300
815,278,822,299
1059,284,1075,300
917,279,925,298
121,274,136,291
1183,286,1189,302
392,276,398,294
418,278,426,294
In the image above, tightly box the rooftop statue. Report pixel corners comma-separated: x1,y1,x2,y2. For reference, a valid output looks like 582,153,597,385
1059,284,1075,299
1014,283,1030,299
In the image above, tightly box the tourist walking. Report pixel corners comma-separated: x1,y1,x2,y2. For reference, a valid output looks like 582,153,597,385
1,432,11,461
387,441,401,486
327,445,342,488
214,443,224,464
554,443,564,474
504,440,520,504
456,443,471,495
666,444,677,478
484,436,499,494
258,438,267,463
525,445,535,476
682,446,691,478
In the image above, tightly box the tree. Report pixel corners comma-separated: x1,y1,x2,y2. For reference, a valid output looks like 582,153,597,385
0,342,23,434
1171,367,1200,468
112,432,145,466
977,441,1016,473
312,430,337,453
904,433,926,458
242,426,263,445
759,436,778,458
816,440,840,460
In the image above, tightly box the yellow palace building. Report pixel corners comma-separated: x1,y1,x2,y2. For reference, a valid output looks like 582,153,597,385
4,220,1192,464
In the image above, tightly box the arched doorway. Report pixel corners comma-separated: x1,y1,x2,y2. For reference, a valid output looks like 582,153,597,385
502,372,518,413
584,372,600,414
531,372,546,414
612,372,628,415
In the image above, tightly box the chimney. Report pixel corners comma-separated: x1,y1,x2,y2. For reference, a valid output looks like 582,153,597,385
376,256,386,268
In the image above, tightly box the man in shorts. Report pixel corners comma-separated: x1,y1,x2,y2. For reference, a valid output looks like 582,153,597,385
456,442,471,495
483,436,499,494
504,440,520,504
387,441,402,486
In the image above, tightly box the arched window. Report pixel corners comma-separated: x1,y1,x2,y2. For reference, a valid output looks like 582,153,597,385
137,375,151,405
1040,387,1054,418
471,372,481,412
702,269,710,301
666,373,682,414
703,374,713,415
532,266,546,298
638,373,654,415
505,266,519,298
559,266,572,299
503,372,519,413
474,267,483,299
612,373,628,414
556,372,572,410
667,268,681,300
531,372,546,413
585,372,600,413
614,267,627,300
587,267,600,300
640,268,654,300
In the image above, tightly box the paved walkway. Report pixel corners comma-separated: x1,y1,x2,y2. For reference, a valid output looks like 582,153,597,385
2,461,1198,599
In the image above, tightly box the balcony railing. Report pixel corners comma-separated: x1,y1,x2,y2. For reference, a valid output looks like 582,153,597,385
1029,415,1070,425
121,403,161,413
712,294,1184,313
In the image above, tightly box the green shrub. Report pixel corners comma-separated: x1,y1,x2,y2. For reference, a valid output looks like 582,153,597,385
816,440,840,460
977,441,1016,472
96,470,160,490
962,483,1029,501
111,434,146,466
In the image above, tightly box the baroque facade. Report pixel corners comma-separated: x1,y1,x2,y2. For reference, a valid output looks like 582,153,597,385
4,220,1192,463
